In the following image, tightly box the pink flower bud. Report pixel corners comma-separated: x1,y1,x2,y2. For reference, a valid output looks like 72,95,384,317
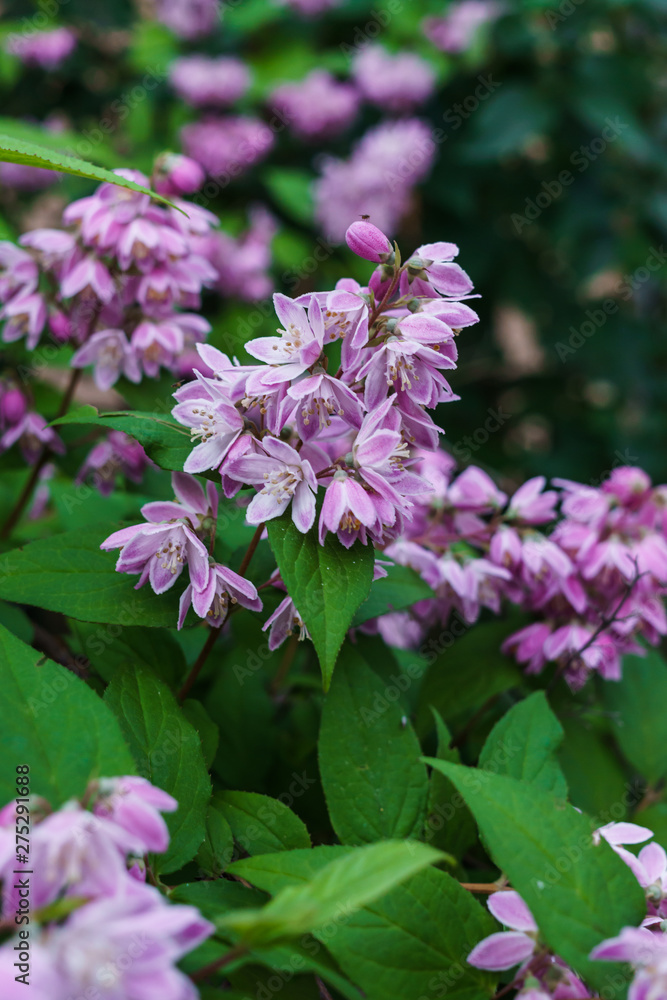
345,220,393,263
154,153,204,196
0,388,26,427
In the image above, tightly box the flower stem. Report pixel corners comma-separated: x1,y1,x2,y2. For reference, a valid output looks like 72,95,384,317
270,632,299,695
177,522,266,702
0,367,82,540
190,943,248,983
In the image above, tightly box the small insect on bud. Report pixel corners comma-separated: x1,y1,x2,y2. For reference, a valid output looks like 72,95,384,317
345,220,394,264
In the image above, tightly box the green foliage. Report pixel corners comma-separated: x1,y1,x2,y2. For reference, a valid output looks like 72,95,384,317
53,408,192,473
216,790,311,854
478,692,568,797
105,666,211,873
603,650,667,784
267,514,374,688
425,760,646,991
0,526,180,627
351,563,435,626
0,133,177,207
319,646,429,844
0,623,135,806
222,841,445,945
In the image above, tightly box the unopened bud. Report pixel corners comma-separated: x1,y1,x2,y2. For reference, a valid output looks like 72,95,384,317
345,220,393,263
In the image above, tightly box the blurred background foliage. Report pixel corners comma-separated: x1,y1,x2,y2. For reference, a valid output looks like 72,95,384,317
0,0,666,494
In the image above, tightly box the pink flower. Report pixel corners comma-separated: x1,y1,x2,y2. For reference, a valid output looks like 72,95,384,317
590,926,667,1000
0,386,26,428
319,471,380,547
447,466,507,511
423,1,502,54
507,477,558,524
0,411,64,464
502,623,552,674
6,27,77,69
224,436,318,532
245,293,325,390
77,431,150,496
263,594,310,649
172,378,244,474
24,879,213,1000
0,290,46,349
131,319,185,377
181,115,274,180
155,0,220,37
180,561,262,629
71,329,142,390
153,153,204,197
60,256,115,302
287,368,364,440
169,55,251,107
406,242,474,298
352,45,436,113
468,891,538,971
101,518,210,595
93,776,177,854
271,70,359,140
346,220,393,263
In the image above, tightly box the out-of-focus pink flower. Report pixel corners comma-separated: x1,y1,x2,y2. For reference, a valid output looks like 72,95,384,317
155,0,220,38
153,153,205,197
0,412,65,464
169,55,251,107
271,70,360,140
353,45,436,114
0,161,58,191
198,206,276,301
314,119,437,241
591,925,667,1000
6,27,77,70
181,116,274,181
71,329,141,390
423,1,502,54
77,431,150,496
1,291,46,349
93,776,177,853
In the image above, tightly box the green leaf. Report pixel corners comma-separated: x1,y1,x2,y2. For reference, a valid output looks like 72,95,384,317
230,848,496,1000
0,526,181,627
556,713,630,821
195,800,235,877
70,623,187,686
0,117,122,168
266,516,374,689
0,624,135,807
104,666,211,874
0,133,179,209
262,167,314,225
351,562,435,626
223,841,444,945
478,692,568,797
319,646,429,844
426,709,477,859
52,408,191,473
217,790,311,855
183,699,219,770
424,760,646,991
416,619,523,736
603,650,667,784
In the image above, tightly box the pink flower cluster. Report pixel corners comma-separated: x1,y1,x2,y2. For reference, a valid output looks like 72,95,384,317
181,116,275,183
169,55,251,108
194,205,276,302
270,70,360,141
468,821,667,1000
314,120,437,240
378,458,667,686
0,163,217,393
103,220,476,626
154,0,221,39
5,27,77,70
352,45,437,114
103,471,261,628
423,1,503,54
0,776,213,1000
